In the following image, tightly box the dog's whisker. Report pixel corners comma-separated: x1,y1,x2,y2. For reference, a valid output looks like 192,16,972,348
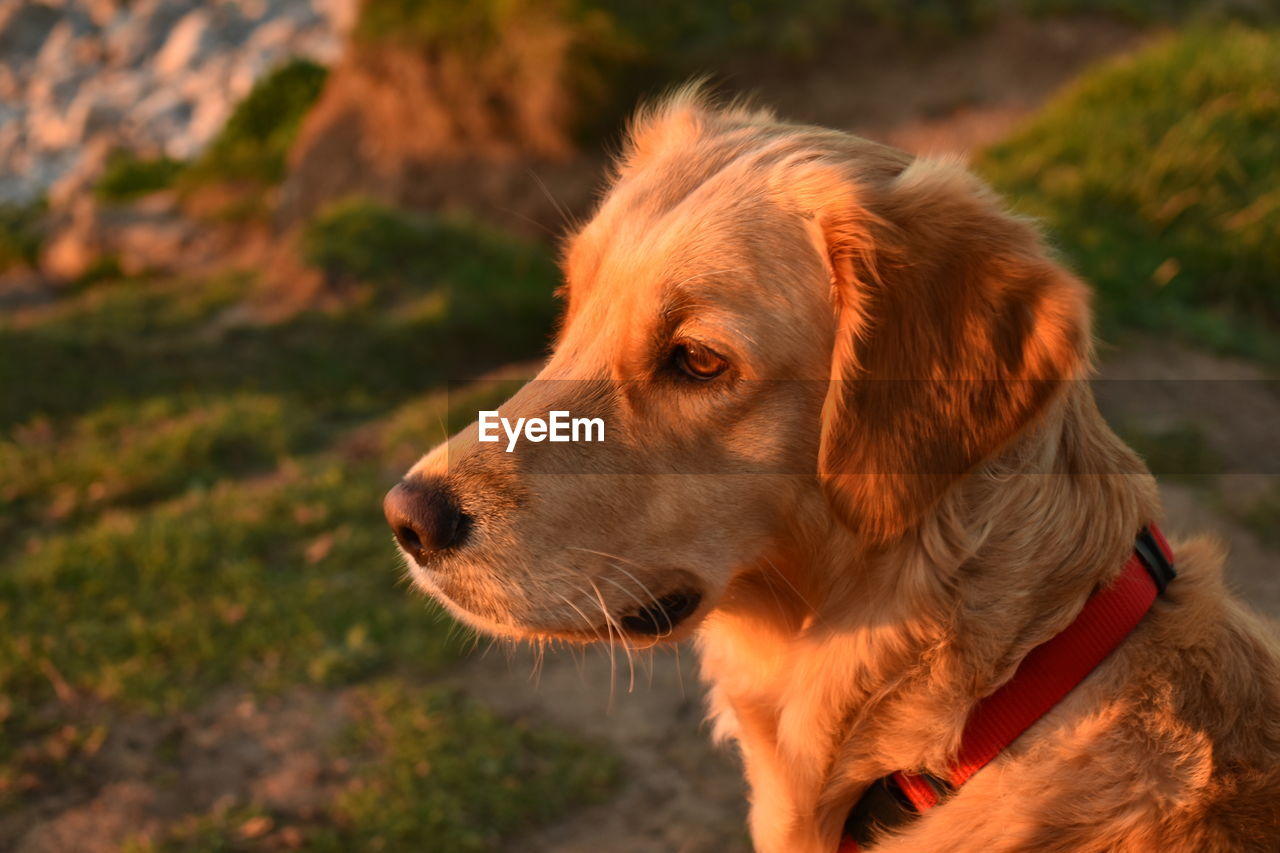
533,638,547,687
611,565,666,612
761,555,825,625
589,576,637,697
757,563,796,630
565,546,658,597
565,550,679,642
674,643,686,700
555,590,599,636
526,167,577,233
577,581,618,708
597,573,672,641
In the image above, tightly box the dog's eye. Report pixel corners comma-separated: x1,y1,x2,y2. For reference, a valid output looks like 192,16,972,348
672,342,729,381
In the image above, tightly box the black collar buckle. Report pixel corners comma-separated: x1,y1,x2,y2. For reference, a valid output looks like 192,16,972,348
1134,526,1176,595
842,772,951,848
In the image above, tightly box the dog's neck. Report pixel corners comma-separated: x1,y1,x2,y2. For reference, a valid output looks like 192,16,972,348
696,384,1161,853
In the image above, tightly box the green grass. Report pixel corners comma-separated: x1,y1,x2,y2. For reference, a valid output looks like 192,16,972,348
1236,483,1280,549
0,394,313,535
1,462,454,714
979,26,1280,363
183,59,328,188
0,208,609,841
0,200,45,273
95,151,185,202
0,207,559,430
302,199,558,305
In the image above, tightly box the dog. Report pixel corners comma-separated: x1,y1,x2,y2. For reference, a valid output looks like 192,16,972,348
383,91,1280,852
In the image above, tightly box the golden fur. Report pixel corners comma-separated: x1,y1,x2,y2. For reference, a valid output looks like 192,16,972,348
396,91,1280,851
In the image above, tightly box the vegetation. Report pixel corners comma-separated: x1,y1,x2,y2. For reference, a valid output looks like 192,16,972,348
355,0,1280,69
301,197,562,350
979,26,1280,363
184,59,329,187
95,151,184,202
9,7,1280,848
1115,420,1220,483
90,58,329,208
332,682,617,850
0,200,45,272
0,210,603,844
1238,484,1280,548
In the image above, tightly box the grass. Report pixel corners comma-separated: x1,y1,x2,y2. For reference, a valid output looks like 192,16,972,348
0,205,559,431
1115,420,1221,483
0,209,611,842
1235,483,1280,549
979,26,1280,363
0,200,45,273
0,394,314,534
95,151,184,202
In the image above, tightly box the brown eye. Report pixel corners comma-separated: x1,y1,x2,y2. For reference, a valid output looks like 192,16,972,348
673,342,729,380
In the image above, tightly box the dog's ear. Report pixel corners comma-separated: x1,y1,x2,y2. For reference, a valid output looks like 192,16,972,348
800,157,1091,545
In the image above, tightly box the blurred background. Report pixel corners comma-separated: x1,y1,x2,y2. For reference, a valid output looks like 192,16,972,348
1,1,1278,851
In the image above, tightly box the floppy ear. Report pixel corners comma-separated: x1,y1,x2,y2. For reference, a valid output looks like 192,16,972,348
807,158,1091,545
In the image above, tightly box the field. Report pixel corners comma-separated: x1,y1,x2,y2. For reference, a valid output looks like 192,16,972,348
0,211,624,850
2,8,1279,853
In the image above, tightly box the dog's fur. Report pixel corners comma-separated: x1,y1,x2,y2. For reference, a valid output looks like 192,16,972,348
396,92,1280,852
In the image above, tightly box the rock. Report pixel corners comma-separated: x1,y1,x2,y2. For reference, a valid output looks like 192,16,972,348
39,190,198,280
40,196,104,280
110,194,199,276
280,5,605,237
153,7,212,76
0,2,60,64
46,133,111,208
0,0,357,206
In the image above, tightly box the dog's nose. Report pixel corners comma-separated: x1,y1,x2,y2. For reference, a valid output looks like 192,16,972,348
382,478,471,564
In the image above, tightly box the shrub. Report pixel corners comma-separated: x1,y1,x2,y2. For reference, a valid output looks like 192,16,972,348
302,199,440,287
0,201,45,272
302,198,561,356
95,151,184,202
979,26,1280,362
185,58,329,187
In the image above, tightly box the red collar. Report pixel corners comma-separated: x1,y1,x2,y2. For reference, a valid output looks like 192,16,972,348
840,525,1176,851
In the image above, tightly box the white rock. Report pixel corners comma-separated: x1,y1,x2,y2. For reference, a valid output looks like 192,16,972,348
0,0,354,204
154,7,211,76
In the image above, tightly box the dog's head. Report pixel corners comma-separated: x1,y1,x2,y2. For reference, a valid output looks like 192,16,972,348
383,93,1090,644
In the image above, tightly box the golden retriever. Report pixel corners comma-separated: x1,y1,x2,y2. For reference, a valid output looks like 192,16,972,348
383,90,1280,852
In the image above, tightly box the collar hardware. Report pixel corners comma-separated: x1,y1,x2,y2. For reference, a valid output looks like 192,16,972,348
1134,526,1177,594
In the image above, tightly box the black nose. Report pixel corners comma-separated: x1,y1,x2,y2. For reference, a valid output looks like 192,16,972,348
382,478,471,565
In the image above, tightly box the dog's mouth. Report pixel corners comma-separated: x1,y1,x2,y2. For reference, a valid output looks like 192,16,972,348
618,589,703,637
